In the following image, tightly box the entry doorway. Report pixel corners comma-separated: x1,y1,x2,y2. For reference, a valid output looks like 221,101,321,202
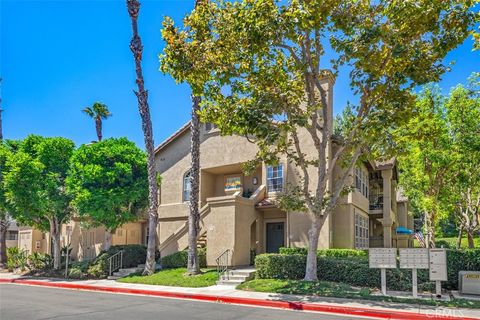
266,222,285,253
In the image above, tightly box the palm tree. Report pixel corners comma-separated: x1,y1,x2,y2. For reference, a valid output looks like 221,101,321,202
0,78,3,141
126,0,159,276
82,102,111,142
187,94,201,275
0,77,8,269
186,0,205,276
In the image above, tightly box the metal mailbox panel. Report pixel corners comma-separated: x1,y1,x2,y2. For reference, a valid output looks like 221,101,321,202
399,248,429,269
369,248,397,269
429,249,447,281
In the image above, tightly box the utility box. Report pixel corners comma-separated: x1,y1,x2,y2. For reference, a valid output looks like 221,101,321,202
459,271,480,295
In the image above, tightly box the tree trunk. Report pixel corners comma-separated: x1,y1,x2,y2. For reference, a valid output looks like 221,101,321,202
457,228,463,249
187,95,201,275
127,0,159,276
424,211,435,248
304,216,323,281
0,222,7,268
467,231,475,248
0,77,3,141
104,230,112,250
50,220,61,270
95,118,103,142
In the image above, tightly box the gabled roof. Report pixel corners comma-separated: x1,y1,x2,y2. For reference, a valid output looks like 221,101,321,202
154,121,191,154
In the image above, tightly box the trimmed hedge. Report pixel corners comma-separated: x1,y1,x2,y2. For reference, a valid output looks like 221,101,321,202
161,248,207,269
279,247,367,257
86,244,151,278
255,249,480,290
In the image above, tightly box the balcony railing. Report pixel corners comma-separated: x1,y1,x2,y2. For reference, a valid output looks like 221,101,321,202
369,193,384,211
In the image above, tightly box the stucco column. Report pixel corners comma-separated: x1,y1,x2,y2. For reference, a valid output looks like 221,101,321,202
391,180,397,214
382,169,393,248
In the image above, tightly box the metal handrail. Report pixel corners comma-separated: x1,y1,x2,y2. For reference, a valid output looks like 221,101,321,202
108,250,124,276
215,249,230,280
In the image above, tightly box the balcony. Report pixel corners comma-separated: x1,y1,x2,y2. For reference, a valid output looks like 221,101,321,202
369,193,383,211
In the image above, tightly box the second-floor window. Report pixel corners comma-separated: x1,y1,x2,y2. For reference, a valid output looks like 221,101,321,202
355,167,369,198
267,164,283,192
183,170,191,202
355,212,369,249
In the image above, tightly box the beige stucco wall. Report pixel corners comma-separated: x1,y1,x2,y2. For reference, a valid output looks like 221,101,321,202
62,220,144,261
18,228,48,254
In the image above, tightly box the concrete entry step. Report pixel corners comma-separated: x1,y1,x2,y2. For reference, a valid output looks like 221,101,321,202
216,267,256,286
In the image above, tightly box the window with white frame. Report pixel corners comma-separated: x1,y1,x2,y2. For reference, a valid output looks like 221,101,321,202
354,211,369,249
355,167,369,198
267,164,284,192
183,170,191,201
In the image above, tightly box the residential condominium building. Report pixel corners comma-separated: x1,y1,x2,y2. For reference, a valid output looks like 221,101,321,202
19,73,412,265
155,73,413,267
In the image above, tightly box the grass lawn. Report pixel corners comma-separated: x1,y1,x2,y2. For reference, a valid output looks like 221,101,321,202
118,268,218,287
238,279,480,309
413,236,479,248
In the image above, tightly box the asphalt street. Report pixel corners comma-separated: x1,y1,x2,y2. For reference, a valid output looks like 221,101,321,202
0,284,364,320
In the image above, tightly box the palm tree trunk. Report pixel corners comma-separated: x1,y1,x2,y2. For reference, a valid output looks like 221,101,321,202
187,94,201,275
0,108,3,141
0,77,3,141
95,118,103,141
126,0,159,276
0,85,6,268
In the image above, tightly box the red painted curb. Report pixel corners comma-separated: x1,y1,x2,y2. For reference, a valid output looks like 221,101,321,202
0,278,477,320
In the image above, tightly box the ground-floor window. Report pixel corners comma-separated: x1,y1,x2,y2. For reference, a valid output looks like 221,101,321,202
355,211,369,249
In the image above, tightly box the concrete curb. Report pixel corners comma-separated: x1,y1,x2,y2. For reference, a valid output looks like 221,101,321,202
0,278,476,320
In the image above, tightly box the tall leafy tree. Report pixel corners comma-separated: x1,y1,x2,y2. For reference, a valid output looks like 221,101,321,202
82,102,112,142
396,87,451,248
443,74,480,248
4,136,75,269
67,138,148,250
161,0,477,280
126,0,159,275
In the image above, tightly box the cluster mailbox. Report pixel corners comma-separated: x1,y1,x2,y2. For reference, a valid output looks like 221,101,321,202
369,247,448,298
399,248,429,269
399,248,429,298
369,248,397,269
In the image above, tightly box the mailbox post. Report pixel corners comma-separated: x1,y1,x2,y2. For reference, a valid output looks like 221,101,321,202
399,248,429,298
429,248,447,298
369,248,397,295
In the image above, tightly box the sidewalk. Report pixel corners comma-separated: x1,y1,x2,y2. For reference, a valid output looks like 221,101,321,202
1,272,478,320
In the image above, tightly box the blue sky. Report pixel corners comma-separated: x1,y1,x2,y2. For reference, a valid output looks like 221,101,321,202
1,0,479,148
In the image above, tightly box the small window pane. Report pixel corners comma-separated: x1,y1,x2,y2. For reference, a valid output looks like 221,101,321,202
267,164,283,192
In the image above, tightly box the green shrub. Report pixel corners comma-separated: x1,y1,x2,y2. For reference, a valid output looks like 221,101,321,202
68,261,90,279
255,254,306,279
435,240,454,249
255,250,480,291
6,247,28,271
27,252,52,270
160,248,207,269
87,244,149,278
279,247,367,257
445,249,480,289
